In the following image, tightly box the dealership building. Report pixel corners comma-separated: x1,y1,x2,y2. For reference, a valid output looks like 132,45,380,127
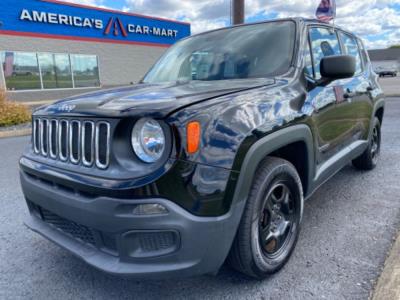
0,0,190,101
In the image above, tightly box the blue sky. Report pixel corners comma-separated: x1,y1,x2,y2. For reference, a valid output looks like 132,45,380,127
63,0,400,49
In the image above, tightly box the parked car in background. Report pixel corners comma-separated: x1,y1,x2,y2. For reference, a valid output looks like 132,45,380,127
20,18,385,279
375,67,398,77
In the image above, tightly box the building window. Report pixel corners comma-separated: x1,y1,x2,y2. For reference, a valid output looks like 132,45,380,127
38,53,73,89
1,51,100,91
1,52,41,90
71,55,100,88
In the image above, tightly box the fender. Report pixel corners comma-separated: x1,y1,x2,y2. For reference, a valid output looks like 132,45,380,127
231,124,314,208
215,124,314,268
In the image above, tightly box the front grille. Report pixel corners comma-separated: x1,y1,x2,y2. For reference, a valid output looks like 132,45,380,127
33,118,110,169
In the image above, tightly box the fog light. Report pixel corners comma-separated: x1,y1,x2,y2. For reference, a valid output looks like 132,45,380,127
132,204,168,215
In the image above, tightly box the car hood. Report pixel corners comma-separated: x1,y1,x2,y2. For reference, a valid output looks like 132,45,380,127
34,78,275,118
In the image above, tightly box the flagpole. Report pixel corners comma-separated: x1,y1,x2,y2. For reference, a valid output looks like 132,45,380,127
332,0,336,30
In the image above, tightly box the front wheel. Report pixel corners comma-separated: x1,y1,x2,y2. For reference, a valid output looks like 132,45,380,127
228,157,303,279
352,117,381,170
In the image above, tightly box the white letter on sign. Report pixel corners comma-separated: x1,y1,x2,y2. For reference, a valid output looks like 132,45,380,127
20,9,33,21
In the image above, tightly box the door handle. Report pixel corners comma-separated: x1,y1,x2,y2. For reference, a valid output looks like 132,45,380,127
344,89,355,99
366,85,375,92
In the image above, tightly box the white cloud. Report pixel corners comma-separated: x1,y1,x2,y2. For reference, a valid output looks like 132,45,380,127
61,0,400,49
122,0,231,33
121,0,400,48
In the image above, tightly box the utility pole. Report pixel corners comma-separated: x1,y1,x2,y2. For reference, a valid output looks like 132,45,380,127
232,0,245,25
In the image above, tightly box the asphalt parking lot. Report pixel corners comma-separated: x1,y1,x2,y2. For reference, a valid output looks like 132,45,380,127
1,99,400,300
378,76,400,96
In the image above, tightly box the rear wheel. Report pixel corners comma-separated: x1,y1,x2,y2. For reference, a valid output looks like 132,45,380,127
352,117,381,170
228,157,303,279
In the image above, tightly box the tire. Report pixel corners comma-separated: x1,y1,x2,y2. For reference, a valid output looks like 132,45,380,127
352,117,381,170
228,157,304,279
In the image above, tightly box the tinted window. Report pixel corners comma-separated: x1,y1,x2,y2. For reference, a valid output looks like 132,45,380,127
309,27,341,79
304,39,314,77
38,53,73,89
1,51,100,90
1,52,41,90
357,38,370,68
71,55,100,88
144,21,296,83
339,32,362,74
54,54,73,88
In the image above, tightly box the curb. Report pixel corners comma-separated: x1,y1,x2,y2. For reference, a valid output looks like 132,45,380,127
0,128,31,139
372,231,400,300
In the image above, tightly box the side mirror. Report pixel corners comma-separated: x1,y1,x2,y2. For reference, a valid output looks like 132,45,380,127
320,55,356,79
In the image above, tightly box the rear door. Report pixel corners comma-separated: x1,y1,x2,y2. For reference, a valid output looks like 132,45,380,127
337,31,373,143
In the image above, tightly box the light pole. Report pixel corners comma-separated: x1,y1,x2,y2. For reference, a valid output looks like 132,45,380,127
232,0,245,25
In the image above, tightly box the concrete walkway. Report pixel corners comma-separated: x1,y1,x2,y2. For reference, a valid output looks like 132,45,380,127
372,232,400,300
379,77,400,97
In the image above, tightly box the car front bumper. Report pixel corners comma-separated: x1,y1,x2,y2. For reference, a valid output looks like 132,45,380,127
20,166,244,279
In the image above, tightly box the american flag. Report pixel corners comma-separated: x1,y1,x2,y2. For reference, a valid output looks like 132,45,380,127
316,0,336,22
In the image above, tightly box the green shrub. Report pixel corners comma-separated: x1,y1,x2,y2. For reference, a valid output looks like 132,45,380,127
0,90,31,127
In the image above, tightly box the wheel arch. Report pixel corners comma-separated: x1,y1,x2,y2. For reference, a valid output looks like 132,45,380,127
369,98,385,135
231,124,315,209
375,105,384,125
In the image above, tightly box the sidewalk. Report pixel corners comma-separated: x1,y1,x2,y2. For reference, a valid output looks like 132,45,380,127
372,231,400,300
379,77,400,97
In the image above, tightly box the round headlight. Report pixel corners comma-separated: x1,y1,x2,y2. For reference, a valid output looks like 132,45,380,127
131,118,166,163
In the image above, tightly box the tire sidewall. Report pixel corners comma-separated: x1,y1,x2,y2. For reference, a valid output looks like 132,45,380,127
250,163,304,274
368,117,381,168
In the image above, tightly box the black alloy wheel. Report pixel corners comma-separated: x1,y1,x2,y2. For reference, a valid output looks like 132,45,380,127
259,182,296,258
228,157,303,279
370,124,380,165
353,117,381,170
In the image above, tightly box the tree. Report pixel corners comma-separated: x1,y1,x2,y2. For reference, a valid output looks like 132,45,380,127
389,45,400,49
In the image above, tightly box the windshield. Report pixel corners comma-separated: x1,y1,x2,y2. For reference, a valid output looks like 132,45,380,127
143,21,296,83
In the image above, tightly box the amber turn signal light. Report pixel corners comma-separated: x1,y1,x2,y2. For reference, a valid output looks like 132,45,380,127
187,121,201,154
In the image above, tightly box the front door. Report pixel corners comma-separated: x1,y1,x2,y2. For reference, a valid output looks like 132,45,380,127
306,26,351,165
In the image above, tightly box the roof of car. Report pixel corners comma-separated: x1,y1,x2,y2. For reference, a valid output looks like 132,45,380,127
186,17,350,40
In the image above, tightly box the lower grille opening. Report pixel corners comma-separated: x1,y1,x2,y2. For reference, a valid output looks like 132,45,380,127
40,207,96,246
29,203,118,255
123,230,179,258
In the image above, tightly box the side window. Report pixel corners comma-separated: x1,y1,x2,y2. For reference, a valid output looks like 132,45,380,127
304,39,314,78
357,38,370,68
309,27,341,79
339,32,362,74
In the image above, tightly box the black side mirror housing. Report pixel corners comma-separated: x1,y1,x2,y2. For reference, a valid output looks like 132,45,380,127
320,55,356,79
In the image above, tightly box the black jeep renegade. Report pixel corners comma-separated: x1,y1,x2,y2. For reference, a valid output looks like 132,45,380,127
20,18,385,279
